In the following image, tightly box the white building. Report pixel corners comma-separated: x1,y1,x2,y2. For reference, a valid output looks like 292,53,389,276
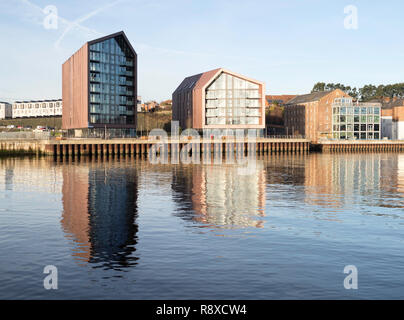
0,102,12,119
12,99,62,118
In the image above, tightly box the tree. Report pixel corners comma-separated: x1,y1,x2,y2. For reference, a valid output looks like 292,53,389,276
311,82,326,92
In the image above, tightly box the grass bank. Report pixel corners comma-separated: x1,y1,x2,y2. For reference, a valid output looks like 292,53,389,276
0,117,62,129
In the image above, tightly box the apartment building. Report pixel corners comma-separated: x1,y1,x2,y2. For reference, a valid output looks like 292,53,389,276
331,98,381,140
62,31,137,137
12,100,62,118
172,68,265,133
0,102,12,119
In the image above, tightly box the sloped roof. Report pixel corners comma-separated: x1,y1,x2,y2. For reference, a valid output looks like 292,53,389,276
88,30,137,56
173,68,221,95
286,91,332,105
382,98,404,109
64,31,137,65
173,68,263,95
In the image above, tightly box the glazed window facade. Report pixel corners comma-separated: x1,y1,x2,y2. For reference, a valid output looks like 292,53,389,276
205,73,261,125
332,98,381,140
89,35,135,125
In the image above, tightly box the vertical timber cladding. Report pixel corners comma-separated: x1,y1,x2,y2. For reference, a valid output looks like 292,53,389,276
62,43,89,130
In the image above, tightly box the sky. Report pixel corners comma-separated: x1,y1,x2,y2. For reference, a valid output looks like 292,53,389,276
0,0,404,102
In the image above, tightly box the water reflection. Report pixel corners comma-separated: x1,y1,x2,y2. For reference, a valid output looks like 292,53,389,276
303,153,404,209
61,162,139,270
171,161,266,229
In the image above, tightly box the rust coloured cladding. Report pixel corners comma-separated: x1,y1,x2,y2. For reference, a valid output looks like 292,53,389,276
393,106,404,122
62,43,89,129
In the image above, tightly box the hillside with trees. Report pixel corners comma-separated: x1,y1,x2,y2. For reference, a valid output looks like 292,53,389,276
311,82,404,102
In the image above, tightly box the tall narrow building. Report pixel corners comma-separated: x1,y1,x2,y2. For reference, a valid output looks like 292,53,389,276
62,31,137,137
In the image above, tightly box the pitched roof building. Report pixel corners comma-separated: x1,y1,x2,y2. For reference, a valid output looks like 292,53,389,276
172,68,265,131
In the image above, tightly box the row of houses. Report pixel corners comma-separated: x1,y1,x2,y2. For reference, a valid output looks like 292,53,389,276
0,100,63,119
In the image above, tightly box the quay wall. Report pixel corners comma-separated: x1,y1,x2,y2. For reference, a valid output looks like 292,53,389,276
1,139,404,157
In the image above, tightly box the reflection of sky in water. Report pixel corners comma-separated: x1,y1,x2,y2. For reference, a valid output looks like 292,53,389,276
0,154,403,299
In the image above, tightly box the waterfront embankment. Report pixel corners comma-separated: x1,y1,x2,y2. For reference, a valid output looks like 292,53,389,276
1,138,404,157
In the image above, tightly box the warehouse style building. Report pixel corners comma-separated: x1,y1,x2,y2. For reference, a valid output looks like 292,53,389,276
172,68,265,134
62,31,137,137
12,99,62,118
0,102,12,119
284,90,382,141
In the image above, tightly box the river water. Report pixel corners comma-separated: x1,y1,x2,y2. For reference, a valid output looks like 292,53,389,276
0,153,403,299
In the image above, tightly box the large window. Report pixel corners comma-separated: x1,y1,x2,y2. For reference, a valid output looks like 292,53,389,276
332,100,381,140
205,73,261,125
89,35,135,125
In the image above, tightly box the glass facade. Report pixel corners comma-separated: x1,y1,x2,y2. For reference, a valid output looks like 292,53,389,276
205,72,261,125
89,35,135,126
332,98,381,140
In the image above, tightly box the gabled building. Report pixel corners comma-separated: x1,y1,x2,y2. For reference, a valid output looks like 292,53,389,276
285,89,382,141
284,90,350,141
172,68,265,133
62,31,137,138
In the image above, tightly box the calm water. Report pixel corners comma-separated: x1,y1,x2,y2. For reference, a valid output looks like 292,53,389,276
0,153,403,299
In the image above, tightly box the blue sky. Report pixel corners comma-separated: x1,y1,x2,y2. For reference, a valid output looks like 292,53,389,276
0,0,404,102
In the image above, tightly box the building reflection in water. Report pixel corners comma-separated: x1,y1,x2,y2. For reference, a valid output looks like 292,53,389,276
304,153,404,209
61,163,139,270
171,161,266,229
0,158,62,193
396,154,404,195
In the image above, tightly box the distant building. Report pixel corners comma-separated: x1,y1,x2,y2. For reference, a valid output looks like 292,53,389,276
143,101,158,112
390,99,404,140
159,99,172,110
265,95,297,107
137,96,142,112
381,108,393,139
0,102,12,119
62,31,137,137
172,68,265,133
12,99,62,118
381,99,404,140
284,89,350,141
